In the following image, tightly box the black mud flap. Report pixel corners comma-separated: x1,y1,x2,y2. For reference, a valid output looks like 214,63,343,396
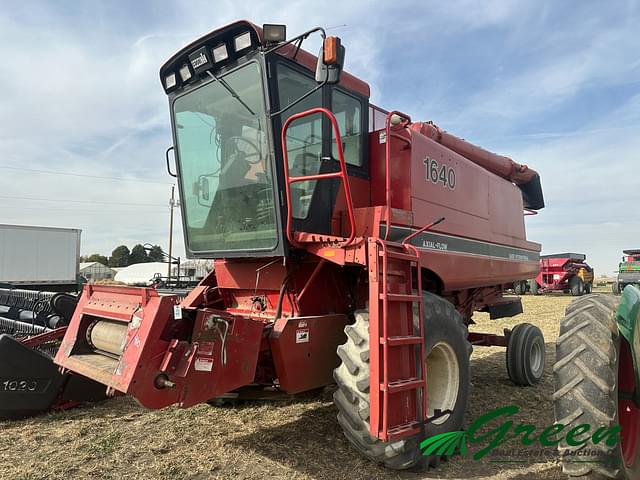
481,297,524,320
0,333,67,419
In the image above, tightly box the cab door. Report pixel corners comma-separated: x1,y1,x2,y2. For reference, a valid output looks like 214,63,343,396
273,60,367,239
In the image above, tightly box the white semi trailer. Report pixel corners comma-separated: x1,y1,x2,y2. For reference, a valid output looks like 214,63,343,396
0,224,81,291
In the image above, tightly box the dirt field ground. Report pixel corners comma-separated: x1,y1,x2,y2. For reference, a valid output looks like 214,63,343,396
0,291,612,480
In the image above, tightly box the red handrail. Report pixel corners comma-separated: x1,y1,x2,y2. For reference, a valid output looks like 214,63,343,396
281,107,356,248
401,217,445,246
384,111,412,239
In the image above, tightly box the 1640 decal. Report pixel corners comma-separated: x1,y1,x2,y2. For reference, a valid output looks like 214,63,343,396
424,157,456,190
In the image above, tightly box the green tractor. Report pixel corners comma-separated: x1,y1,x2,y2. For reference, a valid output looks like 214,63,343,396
554,285,640,478
613,250,640,294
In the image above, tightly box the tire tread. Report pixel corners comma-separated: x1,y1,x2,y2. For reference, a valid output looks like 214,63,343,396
554,294,627,479
333,293,471,470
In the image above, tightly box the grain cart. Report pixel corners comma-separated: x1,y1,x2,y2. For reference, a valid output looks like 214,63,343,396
0,288,105,418
613,250,640,294
55,21,546,469
515,252,594,296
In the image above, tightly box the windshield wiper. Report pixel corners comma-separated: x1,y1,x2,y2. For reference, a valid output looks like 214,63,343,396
206,71,255,116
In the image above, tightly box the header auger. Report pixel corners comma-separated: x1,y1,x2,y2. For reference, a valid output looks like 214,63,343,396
0,288,105,419
55,20,546,469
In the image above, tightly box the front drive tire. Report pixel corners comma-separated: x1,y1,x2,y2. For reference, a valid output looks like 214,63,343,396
554,294,640,479
333,292,472,470
570,276,585,296
530,280,541,295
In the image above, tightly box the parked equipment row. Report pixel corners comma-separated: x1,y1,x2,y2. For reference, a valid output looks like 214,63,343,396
0,287,77,331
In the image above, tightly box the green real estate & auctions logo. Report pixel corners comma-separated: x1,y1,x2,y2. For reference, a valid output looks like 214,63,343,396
420,405,620,462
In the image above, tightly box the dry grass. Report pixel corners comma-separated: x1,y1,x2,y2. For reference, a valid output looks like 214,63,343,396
0,291,611,480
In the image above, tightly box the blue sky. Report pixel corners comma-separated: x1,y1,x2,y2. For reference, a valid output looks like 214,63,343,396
0,0,638,275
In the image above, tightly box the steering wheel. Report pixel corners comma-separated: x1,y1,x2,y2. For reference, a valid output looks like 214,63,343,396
225,136,263,164
303,133,322,147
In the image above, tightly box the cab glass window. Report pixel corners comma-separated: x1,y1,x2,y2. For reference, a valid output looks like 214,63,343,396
277,64,323,219
332,90,362,166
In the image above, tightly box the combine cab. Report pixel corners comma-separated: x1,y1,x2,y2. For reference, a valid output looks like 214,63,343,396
516,253,594,296
613,249,640,294
0,287,105,419
55,21,547,469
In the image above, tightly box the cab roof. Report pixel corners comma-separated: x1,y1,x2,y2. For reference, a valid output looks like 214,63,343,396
159,20,370,98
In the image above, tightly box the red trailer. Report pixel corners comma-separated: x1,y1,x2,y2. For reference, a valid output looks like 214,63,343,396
54,21,546,470
515,253,593,296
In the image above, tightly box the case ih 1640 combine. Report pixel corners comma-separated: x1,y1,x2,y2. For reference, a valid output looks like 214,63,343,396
54,21,548,469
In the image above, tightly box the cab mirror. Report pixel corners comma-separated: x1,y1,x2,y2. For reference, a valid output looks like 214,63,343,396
193,176,211,205
315,36,345,84
201,177,210,201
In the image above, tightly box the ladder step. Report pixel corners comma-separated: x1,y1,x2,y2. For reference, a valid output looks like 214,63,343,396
380,293,422,302
383,250,419,263
387,269,408,277
383,335,423,346
387,422,422,442
382,240,406,249
381,378,424,394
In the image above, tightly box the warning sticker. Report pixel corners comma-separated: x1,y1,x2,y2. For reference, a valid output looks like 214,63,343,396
194,357,213,372
173,305,183,320
199,342,214,356
296,329,309,343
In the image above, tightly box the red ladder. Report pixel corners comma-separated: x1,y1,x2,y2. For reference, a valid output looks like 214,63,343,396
368,238,427,442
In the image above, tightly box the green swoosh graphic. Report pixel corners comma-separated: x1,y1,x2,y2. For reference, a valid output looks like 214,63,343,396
420,431,467,457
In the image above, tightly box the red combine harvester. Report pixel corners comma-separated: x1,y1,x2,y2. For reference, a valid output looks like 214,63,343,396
515,253,594,296
55,21,545,469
